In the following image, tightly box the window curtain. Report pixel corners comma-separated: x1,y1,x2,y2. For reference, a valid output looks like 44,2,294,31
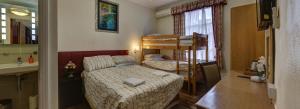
171,0,226,69
185,7,216,61
174,14,185,35
171,0,227,15
212,5,224,69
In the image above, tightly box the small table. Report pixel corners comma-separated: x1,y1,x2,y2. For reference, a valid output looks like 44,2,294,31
195,72,274,109
59,76,84,109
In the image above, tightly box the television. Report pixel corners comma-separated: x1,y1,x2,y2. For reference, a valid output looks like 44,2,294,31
256,0,276,30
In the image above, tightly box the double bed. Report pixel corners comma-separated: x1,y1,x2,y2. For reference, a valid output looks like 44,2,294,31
82,55,184,109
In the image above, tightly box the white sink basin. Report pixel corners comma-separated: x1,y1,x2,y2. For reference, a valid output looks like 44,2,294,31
0,62,39,75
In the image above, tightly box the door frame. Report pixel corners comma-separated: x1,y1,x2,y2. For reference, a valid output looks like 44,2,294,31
39,0,58,109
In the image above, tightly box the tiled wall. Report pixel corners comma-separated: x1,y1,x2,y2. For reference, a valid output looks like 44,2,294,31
0,45,38,64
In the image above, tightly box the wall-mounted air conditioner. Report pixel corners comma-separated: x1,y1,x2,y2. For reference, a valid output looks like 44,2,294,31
155,8,171,18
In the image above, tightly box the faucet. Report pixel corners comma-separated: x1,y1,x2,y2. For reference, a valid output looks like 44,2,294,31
17,57,23,64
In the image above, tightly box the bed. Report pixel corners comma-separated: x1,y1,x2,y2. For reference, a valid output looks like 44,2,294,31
82,55,184,109
142,60,207,72
142,59,206,82
142,34,208,50
141,33,208,95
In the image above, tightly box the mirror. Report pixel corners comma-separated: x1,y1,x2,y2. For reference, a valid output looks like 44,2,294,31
0,4,38,44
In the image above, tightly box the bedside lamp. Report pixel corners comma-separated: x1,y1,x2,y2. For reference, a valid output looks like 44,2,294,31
133,45,140,54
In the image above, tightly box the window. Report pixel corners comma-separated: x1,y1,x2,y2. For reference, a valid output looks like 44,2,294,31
185,7,216,61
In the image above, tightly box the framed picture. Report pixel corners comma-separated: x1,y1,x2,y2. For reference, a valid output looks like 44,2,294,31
96,0,119,33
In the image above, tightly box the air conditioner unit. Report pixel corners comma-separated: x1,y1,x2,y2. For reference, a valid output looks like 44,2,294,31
155,8,171,18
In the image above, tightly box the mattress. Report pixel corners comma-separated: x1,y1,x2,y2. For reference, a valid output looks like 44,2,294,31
142,60,188,72
143,35,193,46
142,60,207,72
83,65,184,109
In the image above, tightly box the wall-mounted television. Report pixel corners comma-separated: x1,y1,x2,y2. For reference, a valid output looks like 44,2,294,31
256,0,276,31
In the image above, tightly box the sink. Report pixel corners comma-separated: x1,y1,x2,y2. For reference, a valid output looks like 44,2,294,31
0,62,39,75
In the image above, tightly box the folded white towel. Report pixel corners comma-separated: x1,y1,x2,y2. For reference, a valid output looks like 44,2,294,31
152,71,169,77
123,78,145,87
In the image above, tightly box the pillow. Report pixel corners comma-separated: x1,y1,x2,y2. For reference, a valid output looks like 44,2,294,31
112,55,136,64
116,63,136,67
83,55,116,71
144,57,164,61
144,54,163,59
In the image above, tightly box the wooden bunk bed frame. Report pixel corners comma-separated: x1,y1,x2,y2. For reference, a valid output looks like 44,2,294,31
141,32,209,95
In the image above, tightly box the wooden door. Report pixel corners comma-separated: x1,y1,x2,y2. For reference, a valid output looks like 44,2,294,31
231,4,265,72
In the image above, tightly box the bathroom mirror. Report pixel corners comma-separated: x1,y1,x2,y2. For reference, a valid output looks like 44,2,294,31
0,4,38,45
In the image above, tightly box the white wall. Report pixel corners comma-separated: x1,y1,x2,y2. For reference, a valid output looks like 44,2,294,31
157,16,173,34
41,0,156,109
57,0,156,52
274,0,300,109
156,0,196,34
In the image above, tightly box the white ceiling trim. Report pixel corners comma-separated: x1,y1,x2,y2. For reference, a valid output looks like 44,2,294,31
126,0,179,9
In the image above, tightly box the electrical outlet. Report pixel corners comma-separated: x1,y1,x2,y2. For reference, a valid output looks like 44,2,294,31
267,83,277,103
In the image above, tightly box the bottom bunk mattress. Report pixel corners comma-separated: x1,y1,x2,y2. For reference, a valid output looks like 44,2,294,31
142,60,206,72
82,65,184,109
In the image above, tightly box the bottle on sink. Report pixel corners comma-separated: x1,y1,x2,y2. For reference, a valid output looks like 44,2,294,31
28,55,34,64
17,57,23,64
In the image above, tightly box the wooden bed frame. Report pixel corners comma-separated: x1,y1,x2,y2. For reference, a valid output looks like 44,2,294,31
141,32,209,95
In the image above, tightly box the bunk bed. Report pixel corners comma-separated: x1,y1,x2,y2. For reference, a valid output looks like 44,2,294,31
141,32,209,95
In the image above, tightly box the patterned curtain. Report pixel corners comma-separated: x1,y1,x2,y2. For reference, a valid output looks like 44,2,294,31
171,0,227,15
173,14,185,35
171,0,226,69
212,5,224,69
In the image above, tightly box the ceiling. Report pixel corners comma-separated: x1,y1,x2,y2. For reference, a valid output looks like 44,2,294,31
0,0,38,8
14,0,38,5
126,0,179,9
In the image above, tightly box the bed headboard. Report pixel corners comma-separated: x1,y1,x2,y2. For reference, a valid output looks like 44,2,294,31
58,50,128,78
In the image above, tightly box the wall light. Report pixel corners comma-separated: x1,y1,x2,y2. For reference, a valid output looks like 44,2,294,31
1,21,6,26
10,8,30,16
32,24,36,29
1,14,6,20
2,34,6,40
1,27,6,33
133,45,140,54
31,12,36,41
31,12,35,17
1,8,6,40
1,8,6,14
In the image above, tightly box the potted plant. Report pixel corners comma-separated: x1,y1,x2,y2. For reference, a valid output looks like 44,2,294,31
64,61,77,78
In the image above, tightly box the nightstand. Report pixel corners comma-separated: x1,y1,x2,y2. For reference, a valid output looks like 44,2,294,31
59,76,84,109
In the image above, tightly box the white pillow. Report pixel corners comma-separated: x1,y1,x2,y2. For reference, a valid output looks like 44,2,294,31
83,55,116,71
144,54,163,59
116,63,136,67
144,57,164,61
112,55,136,64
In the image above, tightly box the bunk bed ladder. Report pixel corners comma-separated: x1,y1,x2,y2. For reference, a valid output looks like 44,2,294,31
192,32,197,95
176,36,180,75
140,36,144,65
187,47,191,94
